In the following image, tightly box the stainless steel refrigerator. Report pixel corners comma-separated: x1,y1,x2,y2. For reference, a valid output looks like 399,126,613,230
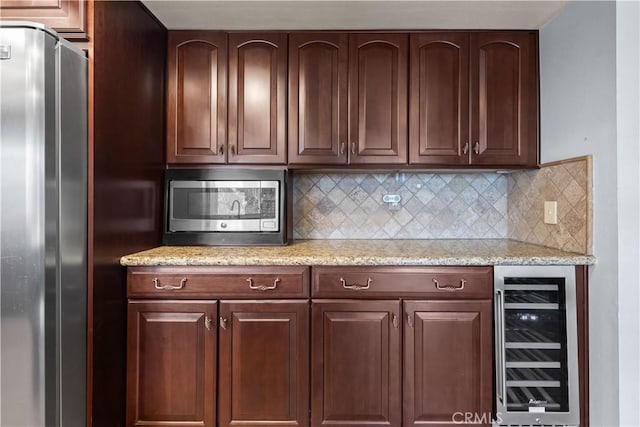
0,22,87,427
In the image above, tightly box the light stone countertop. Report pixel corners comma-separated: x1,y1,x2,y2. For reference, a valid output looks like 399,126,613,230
120,239,595,267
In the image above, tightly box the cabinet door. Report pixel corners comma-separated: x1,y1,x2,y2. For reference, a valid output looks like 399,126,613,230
167,32,227,164
409,33,469,166
228,33,287,164
470,32,538,167
403,300,492,426
311,300,401,426
349,34,408,165
0,0,86,39
288,33,348,165
218,301,309,427
127,301,217,427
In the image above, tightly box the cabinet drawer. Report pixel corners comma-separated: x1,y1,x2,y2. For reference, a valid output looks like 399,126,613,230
312,266,492,299
128,266,309,299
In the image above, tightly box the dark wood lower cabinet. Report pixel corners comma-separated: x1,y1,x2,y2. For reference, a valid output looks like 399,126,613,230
126,300,217,427
218,300,309,427
311,300,402,427
403,300,493,426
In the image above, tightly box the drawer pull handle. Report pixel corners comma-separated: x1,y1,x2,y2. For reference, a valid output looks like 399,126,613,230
340,277,372,290
152,277,187,290
220,317,228,330
433,278,466,291
205,316,213,331
247,277,280,291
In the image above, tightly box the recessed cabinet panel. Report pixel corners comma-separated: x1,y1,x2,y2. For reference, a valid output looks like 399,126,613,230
289,33,348,164
127,301,217,427
218,301,309,427
404,300,492,426
410,33,469,165
470,32,538,166
349,34,408,164
167,32,227,163
0,0,86,38
229,33,287,164
312,300,401,426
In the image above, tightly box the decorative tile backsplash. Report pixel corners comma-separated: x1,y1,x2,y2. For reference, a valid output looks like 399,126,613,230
293,173,508,239
507,156,592,254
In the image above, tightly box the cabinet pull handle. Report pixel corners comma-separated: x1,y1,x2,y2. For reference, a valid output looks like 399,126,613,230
433,278,466,291
392,314,399,329
463,142,469,155
219,316,228,330
230,145,236,156
340,142,345,155
219,144,224,155
205,316,213,330
407,313,414,328
247,277,280,291
473,141,480,155
350,142,356,155
152,277,187,290
340,277,371,290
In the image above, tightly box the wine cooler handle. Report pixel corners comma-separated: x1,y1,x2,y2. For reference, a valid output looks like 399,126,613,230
496,289,506,406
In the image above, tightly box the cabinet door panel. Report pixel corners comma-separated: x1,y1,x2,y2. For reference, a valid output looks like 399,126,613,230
127,301,217,427
312,300,401,426
0,0,86,38
410,33,469,165
167,32,227,163
404,300,492,426
289,33,348,164
219,301,309,427
229,33,287,164
470,32,538,166
349,34,408,164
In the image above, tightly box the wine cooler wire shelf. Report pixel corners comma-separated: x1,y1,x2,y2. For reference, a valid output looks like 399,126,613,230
506,387,561,410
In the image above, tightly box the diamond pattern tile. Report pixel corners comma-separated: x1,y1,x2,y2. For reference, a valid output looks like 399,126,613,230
507,156,592,254
293,172,508,239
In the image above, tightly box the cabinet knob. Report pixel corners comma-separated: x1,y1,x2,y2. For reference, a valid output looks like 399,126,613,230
340,142,345,155
350,142,356,155
230,145,236,156
463,142,469,155
219,144,224,155
205,316,213,330
473,141,480,155
407,313,414,328
392,314,399,329
219,316,228,330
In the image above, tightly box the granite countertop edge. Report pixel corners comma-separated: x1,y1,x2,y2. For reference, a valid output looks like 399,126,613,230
120,240,596,267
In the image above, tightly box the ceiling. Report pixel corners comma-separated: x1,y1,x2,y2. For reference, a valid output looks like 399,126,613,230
141,0,571,30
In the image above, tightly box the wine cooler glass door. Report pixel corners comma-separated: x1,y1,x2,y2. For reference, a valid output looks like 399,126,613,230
494,266,579,426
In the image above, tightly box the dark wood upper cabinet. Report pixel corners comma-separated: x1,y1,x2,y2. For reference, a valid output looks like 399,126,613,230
403,300,492,426
409,33,469,166
228,33,287,164
311,300,402,427
218,301,309,427
167,32,227,164
470,31,538,167
349,34,408,165
127,301,217,427
0,0,87,40
288,33,349,165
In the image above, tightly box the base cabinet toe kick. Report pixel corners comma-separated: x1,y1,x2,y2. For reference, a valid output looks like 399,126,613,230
125,265,589,427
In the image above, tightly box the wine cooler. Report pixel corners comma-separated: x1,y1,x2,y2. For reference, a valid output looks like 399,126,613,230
494,266,579,426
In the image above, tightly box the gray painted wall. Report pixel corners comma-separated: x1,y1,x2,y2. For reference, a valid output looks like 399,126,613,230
615,0,640,424
539,1,619,425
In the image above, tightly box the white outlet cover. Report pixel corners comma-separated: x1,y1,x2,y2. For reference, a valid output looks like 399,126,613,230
544,201,558,224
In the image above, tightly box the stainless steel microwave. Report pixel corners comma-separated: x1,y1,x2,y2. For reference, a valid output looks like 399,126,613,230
164,169,289,245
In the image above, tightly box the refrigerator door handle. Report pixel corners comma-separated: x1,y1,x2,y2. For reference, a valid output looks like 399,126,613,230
496,289,506,406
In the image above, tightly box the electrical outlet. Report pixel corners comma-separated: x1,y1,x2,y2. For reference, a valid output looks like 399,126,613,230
544,201,558,224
